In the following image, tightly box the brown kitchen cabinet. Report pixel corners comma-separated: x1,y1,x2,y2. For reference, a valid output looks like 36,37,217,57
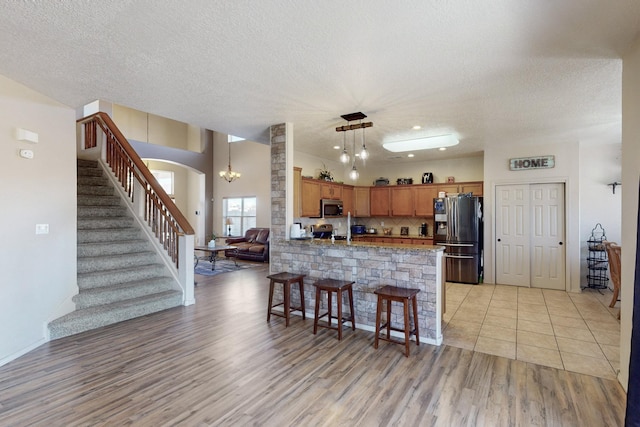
321,182,342,200
437,181,483,196
354,186,370,217
459,182,483,196
301,178,321,217
412,238,434,246
342,185,354,215
390,186,414,216
370,187,390,216
293,167,302,217
414,185,438,216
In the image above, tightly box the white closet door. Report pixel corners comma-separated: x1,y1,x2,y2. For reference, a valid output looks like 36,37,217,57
531,183,566,290
495,183,566,289
495,185,530,286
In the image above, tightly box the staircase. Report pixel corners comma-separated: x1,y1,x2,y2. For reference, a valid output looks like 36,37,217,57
48,159,183,339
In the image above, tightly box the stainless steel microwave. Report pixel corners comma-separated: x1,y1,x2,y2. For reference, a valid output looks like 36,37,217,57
321,199,343,217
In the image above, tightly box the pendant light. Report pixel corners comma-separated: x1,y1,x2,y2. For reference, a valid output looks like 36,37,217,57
339,132,350,164
335,112,372,181
219,141,241,183
349,126,359,180
359,126,369,160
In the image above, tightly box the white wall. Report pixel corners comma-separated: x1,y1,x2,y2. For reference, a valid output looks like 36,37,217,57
619,36,640,391
483,141,581,292
578,141,622,286
0,74,77,364
213,134,271,234
113,105,192,151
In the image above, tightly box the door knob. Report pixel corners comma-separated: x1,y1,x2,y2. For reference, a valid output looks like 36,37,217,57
497,238,501,242
559,242,563,245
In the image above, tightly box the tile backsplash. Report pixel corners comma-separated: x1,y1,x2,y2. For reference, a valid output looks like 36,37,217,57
294,216,435,238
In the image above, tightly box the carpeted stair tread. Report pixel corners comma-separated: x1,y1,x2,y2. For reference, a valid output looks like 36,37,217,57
77,217,135,229
73,277,176,308
49,290,183,339
77,159,100,168
78,176,111,187
77,185,115,196
77,252,160,273
77,167,103,177
78,264,168,290
78,240,153,257
77,194,122,206
78,228,144,243
78,205,127,217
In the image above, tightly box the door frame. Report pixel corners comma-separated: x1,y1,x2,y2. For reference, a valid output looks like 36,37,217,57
485,177,576,292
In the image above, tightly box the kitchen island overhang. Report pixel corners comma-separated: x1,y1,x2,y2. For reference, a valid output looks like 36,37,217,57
270,239,446,345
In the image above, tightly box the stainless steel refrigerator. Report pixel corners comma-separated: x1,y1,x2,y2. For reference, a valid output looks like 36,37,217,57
434,195,483,284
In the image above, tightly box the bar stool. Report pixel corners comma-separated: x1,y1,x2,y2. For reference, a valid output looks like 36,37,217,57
374,285,420,357
266,272,306,327
313,279,356,340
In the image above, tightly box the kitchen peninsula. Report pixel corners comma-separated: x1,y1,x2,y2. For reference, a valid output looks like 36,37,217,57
270,237,445,345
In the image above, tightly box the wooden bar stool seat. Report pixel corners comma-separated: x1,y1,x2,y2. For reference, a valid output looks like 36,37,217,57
374,285,420,357
313,279,356,340
266,272,306,327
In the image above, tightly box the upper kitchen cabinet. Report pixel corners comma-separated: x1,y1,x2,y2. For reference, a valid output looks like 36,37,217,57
459,182,483,196
354,186,370,217
390,186,414,216
414,185,439,216
321,181,342,200
301,178,321,217
370,187,390,216
342,185,354,215
437,181,483,196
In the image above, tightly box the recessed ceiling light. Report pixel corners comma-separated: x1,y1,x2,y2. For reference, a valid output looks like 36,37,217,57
439,147,447,151
333,145,340,150
383,134,459,152
412,125,421,130
407,153,415,158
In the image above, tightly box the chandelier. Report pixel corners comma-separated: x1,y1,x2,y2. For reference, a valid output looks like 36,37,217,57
336,112,372,180
219,141,241,183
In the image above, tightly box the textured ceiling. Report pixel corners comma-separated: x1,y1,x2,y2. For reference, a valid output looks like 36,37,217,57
1,1,639,164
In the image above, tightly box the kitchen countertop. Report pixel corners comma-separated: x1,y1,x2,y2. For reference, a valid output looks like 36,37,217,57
286,237,444,251
351,234,435,239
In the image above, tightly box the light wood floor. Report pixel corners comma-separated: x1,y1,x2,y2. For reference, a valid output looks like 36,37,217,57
0,263,627,426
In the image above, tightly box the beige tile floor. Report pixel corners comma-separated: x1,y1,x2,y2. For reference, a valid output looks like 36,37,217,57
443,282,621,380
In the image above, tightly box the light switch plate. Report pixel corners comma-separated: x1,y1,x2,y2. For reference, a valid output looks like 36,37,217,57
35,224,49,234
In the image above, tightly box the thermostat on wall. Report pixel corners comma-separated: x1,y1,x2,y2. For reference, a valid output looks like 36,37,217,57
19,149,34,159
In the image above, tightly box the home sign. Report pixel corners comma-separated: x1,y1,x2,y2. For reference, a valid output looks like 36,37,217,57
509,155,555,171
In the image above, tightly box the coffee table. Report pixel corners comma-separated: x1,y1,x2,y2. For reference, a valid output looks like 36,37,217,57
194,245,238,270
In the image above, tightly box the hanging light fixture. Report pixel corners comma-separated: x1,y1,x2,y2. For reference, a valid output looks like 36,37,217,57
219,141,241,183
336,112,372,180
359,125,369,160
339,131,350,164
349,126,359,180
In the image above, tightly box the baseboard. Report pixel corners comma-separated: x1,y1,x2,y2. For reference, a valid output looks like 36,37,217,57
0,337,48,368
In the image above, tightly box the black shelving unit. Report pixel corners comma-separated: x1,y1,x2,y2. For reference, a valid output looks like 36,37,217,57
585,223,609,289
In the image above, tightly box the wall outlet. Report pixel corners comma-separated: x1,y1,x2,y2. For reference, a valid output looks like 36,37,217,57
380,221,384,226
35,224,49,234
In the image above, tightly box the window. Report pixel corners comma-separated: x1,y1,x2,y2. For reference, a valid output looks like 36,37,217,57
223,197,256,236
150,170,174,197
